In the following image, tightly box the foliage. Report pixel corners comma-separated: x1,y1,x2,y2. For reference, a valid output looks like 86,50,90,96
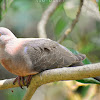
0,0,13,21
97,0,100,11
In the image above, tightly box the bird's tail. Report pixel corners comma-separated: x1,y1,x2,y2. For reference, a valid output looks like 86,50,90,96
70,54,85,67
71,54,100,82
75,54,86,62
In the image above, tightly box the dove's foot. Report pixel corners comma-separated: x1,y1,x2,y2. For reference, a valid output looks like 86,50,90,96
13,75,33,89
13,76,25,89
26,75,33,87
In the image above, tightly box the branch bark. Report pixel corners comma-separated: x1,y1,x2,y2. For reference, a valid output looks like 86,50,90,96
37,0,64,38
58,0,84,43
23,63,100,100
0,63,100,99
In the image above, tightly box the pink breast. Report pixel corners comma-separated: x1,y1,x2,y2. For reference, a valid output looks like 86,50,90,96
1,59,13,73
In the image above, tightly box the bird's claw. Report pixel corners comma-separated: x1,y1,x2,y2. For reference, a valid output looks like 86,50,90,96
26,75,33,87
13,76,25,89
13,75,33,89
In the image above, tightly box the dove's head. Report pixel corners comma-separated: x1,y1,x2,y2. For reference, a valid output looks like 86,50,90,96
0,27,16,47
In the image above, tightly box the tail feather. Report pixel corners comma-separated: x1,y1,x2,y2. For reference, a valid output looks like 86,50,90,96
71,54,100,82
75,54,86,61
70,61,84,67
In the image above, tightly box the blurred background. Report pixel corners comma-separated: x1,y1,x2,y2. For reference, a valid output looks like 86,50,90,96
0,0,100,100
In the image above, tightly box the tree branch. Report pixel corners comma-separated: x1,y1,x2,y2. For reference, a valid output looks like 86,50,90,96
0,63,100,99
58,0,84,43
37,0,64,38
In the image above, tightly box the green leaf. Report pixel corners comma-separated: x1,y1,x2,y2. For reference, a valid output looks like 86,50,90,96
76,85,90,97
82,58,91,64
77,78,100,84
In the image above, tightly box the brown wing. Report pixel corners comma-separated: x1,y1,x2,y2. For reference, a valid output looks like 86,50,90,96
25,38,85,72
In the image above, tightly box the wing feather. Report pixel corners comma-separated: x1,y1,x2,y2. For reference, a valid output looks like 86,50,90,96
24,39,84,72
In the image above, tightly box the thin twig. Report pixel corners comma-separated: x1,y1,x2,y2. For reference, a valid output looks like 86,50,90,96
58,0,84,43
37,0,64,38
4,0,7,10
0,0,2,21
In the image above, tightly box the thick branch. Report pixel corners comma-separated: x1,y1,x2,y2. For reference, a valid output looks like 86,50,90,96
58,0,84,43
0,63,100,99
0,78,19,90
37,0,64,38
23,63,100,100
